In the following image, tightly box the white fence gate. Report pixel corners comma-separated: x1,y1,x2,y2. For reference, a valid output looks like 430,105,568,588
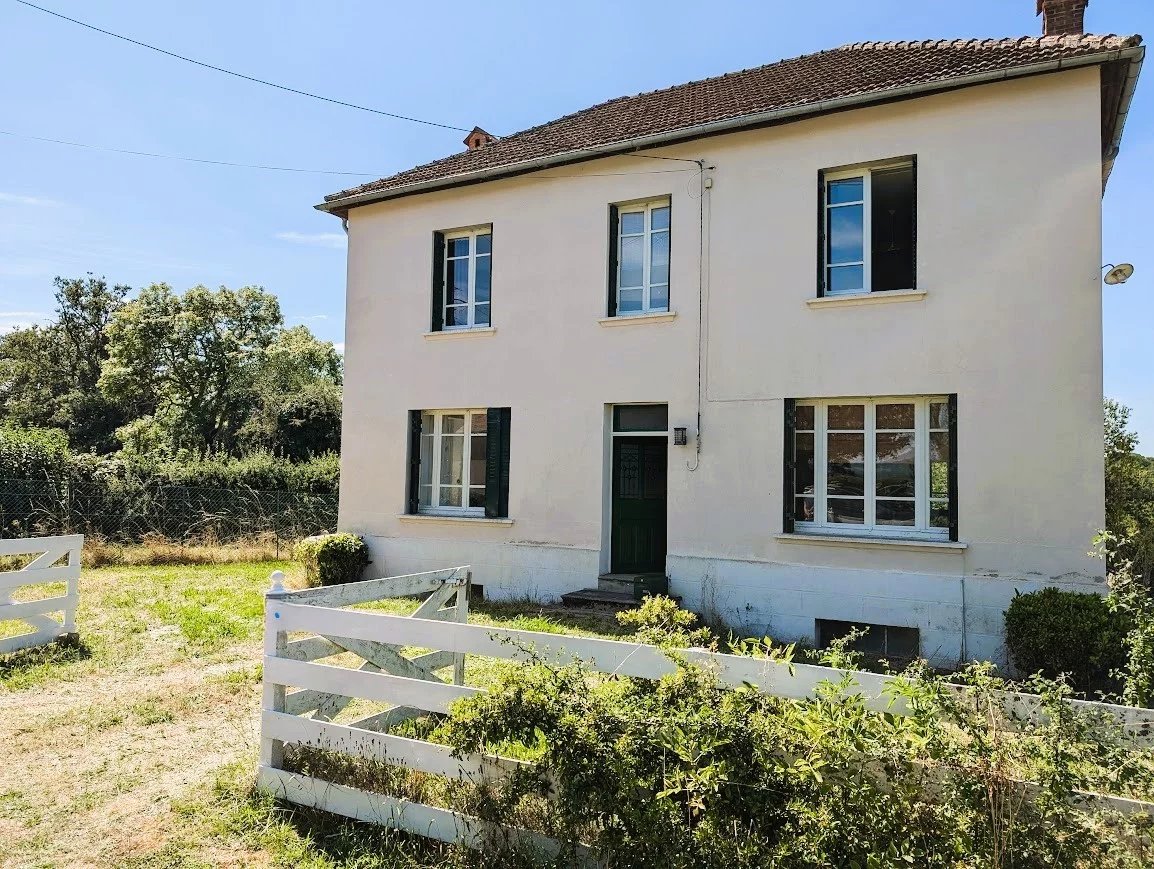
259,565,1154,857
0,534,83,655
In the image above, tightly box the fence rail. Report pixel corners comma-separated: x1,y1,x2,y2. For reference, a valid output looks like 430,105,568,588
0,534,83,654
0,478,337,544
258,565,1154,858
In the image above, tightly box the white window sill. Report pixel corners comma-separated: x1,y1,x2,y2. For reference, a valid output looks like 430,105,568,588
598,310,677,327
399,513,514,526
806,289,926,309
775,532,966,552
423,327,497,340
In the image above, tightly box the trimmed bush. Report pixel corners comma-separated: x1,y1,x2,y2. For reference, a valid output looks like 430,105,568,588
294,532,370,587
1004,586,1127,694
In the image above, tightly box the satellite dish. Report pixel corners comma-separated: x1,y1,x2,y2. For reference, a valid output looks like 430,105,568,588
1104,263,1135,285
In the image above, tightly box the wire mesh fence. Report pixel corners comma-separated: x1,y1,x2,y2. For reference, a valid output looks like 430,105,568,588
0,478,338,546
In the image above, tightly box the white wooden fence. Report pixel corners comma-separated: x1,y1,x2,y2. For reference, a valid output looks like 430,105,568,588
258,565,1154,857
0,534,83,655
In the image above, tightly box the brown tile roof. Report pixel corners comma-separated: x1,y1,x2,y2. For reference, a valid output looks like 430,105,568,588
322,34,1142,211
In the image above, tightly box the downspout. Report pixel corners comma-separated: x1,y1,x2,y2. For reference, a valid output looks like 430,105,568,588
687,160,709,471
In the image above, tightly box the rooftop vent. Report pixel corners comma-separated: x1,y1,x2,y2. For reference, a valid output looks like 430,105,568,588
463,126,497,151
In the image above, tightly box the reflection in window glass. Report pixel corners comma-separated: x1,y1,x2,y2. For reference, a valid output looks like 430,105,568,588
442,228,492,329
417,410,488,515
793,398,952,538
616,200,671,315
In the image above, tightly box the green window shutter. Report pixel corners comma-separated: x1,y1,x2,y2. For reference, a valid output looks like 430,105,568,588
816,170,826,297
606,205,619,317
431,232,445,332
406,409,423,514
485,407,511,518
783,398,796,534
948,393,959,542
910,156,918,290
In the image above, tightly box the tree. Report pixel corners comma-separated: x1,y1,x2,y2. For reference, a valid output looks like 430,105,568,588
100,283,283,455
1104,398,1154,579
0,275,130,452
239,325,343,459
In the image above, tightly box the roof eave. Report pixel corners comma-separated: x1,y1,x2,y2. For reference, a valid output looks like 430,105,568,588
317,44,1144,216
1102,45,1145,188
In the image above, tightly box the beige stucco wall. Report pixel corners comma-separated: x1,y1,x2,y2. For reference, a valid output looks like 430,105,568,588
337,66,1106,664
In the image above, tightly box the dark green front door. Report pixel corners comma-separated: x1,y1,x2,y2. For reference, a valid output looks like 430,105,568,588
611,436,668,574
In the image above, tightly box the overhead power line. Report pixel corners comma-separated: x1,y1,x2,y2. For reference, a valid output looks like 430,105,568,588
12,0,471,132
13,0,704,168
0,130,379,176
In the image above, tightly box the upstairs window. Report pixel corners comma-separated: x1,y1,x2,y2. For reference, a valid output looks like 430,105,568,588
784,396,956,541
608,199,670,316
819,160,915,296
431,226,492,331
407,408,510,518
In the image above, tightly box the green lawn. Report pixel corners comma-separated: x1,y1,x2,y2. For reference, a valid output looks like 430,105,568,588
0,562,629,868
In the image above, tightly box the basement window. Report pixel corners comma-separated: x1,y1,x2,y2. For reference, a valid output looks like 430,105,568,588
816,618,920,662
819,160,915,296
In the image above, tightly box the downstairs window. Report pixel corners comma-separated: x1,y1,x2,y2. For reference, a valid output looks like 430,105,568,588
407,408,510,518
784,396,957,541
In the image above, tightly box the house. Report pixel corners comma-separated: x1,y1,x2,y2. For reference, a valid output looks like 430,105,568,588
318,0,1143,666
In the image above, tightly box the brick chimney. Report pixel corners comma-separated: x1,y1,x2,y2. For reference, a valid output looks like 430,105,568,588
1037,0,1088,37
463,126,497,151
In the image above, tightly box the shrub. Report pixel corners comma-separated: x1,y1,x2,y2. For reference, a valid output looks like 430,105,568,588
439,653,1154,868
1004,586,1127,694
294,532,370,587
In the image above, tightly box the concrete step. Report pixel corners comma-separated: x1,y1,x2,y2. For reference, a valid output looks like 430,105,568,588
560,588,638,610
597,572,669,596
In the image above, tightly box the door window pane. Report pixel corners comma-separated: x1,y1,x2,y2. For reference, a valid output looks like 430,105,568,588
448,237,470,257
476,233,491,255
445,305,468,327
795,405,815,431
650,231,670,284
652,206,670,230
649,285,669,311
439,485,463,507
614,404,668,432
474,303,490,326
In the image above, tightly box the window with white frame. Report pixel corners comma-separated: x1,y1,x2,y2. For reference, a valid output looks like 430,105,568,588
820,161,915,296
418,410,488,514
439,227,491,329
612,199,670,315
789,397,953,539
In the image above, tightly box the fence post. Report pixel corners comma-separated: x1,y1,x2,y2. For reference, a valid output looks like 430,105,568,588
260,570,289,770
452,570,470,686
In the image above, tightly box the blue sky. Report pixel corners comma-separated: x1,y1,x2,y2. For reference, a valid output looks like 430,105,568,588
2,0,1151,448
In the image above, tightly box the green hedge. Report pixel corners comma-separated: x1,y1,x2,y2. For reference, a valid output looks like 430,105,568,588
294,533,370,586
0,427,339,493
1004,587,1128,694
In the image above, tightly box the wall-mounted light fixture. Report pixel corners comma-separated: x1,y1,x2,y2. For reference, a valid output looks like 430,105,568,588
672,427,688,446
1103,263,1135,285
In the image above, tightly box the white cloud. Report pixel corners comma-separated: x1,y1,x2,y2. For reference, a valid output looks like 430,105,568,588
295,314,329,323
276,231,347,249
0,311,46,331
0,192,60,207
333,342,345,355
